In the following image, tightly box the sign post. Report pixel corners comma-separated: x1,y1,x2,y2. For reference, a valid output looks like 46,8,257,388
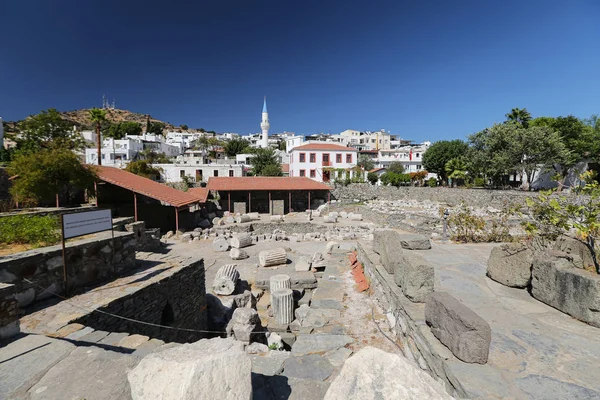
60,209,113,296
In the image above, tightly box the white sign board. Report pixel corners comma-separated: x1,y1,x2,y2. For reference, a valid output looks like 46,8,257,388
62,209,112,239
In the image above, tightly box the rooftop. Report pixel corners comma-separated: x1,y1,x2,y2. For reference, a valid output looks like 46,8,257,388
187,187,210,203
291,143,358,152
206,176,330,191
95,166,200,207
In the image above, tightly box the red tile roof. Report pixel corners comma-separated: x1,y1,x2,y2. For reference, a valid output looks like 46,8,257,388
292,143,358,152
281,163,290,172
207,177,330,191
95,166,200,207
188,187,210,203
369,168,386,173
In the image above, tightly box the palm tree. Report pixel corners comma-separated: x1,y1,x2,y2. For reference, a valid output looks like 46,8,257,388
89,108,107,165
505,108,532,128
445,158,468,187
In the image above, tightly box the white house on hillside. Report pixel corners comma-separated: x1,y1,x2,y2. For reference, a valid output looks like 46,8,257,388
289,143,359,182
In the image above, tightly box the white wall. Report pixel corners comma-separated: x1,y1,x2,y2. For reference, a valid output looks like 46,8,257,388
289,149,357,182
154,163,245,183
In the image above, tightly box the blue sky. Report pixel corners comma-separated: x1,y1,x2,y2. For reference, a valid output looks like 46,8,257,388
1,0,598,142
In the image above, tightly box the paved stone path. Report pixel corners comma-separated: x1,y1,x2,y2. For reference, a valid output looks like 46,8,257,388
420,241,600,400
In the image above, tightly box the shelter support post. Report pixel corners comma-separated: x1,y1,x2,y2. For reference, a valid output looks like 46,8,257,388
134,192,138,222
289,191,292,213
269,191,272,215
228,192,231,212
175,207,179,232
308,191,311,210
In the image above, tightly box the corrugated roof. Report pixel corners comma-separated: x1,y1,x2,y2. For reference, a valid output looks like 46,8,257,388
188,187,210,203
95,166,200,207
207,177,330,191
291,143,358,152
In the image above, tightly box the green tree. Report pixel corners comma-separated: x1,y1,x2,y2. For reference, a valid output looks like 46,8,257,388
147,121,166,136
138,148,172,164
388,161,405,174
261,164,283,176
468,124,519,188
505,108,532,128
367,172,379,185
125,160,162,179
445,158,468,187
422,140,468,185
278,140,287,151
224,138,250,157
9,148,97,207
89,108,107,165
180,124,188,130
109,121,142,138
15,108,84,151
357,155,375,171
249,148,281,176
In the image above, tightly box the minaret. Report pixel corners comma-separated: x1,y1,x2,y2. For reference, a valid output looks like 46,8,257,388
260,96,270,148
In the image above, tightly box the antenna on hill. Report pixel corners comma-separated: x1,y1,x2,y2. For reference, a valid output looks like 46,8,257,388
112,99,116,109
102,94,107,109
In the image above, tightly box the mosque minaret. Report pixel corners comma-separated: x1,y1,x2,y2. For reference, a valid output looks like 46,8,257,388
260,96,270,148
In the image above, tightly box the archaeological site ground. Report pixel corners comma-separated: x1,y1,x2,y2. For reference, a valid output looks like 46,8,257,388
2,185,600,400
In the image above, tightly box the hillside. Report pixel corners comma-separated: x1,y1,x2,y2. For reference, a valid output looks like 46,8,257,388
59,108,176,131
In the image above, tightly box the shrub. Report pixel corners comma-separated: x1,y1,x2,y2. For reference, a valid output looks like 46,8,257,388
473,177,485,187
0,215,60,247
442,202,513,243
427,177,437,187
367,172,379,185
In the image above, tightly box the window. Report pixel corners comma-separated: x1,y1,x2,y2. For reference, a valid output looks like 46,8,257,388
336,154,342,163
346,154,352,163
309,153,316,162
229,170,234,177
416,153,420,158
300,169,306,177
196,170,203,181
323,153,330,163
417,165,422,170
214,170,218,177
180,170,185,177
299,153,306,162
310,169,316,178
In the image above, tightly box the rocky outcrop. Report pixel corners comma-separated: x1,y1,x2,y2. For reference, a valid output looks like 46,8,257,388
425,292,491,364
554,236,595,271
128,337,252,400
531,255,600,327
486,242,534,288
323,346,453,400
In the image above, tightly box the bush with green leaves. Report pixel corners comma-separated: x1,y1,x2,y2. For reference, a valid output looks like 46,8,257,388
427,177,437,187
367,172,379,185
0,215,60,247
521,171,600,272
441,202,513,243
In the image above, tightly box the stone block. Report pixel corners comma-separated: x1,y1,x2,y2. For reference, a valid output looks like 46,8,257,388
425,292,491,364
271,200,285,215
486,242,533,288
233,202,247,215
255,268,317,290
373,229,405,275
554,236,595,270
294,256,311,272
531,255,600,327
397,254,434,302
397,234,431,250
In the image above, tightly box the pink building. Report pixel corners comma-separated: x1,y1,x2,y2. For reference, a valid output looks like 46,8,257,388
289,143,359,182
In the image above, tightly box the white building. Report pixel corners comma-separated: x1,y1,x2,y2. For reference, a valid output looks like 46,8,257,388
289,143,359,183
84,134,183,166
339,129,393,151
260,97,270,148
153,162,245,183
165,131,202,149
377,142,431,173
285,135,304,152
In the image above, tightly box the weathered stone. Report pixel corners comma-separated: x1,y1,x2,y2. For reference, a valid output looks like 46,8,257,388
324,347,352,367
259,247,287,267
283,354,335,381
486,242,534,288
226,307,261,344
323,215,337,223
213,237,229,252
128,337,252,400
272,288,294,325
235,214,251,224
373,229,405,275
531,255,600,327
397,234,431,250
230,248,249,260
255,268,317,290
270,215,284,222
270,274,291,292
231,232,252,248
266,332,284,349
323,347,453,400
325,241,340,254
349,213,363,221
246,342,269,354
250,351,290,376
554,236,595,270
396,254,434,302
213,264,240,295
425,292,491,364
294,256,311,272
291,334,353,356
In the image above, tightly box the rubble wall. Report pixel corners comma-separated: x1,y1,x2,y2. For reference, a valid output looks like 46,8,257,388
0,231,136,306
331,184,537,208
356,240,468,398
74,258,207,343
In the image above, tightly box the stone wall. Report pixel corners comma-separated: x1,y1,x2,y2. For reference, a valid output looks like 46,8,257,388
0,283,19,339
0,231,136,307
331,184,538,208
356,240,468,398
74,258,207,343
125,221,161,252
